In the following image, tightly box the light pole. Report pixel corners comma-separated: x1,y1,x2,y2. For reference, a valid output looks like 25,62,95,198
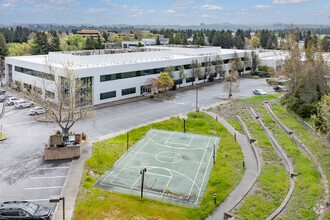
179,114,188,133
49,196,65,220
196,87,199,112
140,168,147,199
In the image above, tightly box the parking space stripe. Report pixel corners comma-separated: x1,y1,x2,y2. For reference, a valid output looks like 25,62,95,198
24,186,62,190
36,167,69,170
31,176,66,179
25,197,60,202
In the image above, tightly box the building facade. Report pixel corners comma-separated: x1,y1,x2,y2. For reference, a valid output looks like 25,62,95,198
5,46,276,106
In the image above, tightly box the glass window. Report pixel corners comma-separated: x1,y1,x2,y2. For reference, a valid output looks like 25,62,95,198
100,91,116,100
174,79,182,85
14,66,54,81
122,87,136,96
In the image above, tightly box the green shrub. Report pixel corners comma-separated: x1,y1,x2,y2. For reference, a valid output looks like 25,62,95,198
149,95,154,98
257,65,269,72
82,132,87,140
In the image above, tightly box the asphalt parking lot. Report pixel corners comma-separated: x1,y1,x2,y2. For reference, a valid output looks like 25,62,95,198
0,78,275,212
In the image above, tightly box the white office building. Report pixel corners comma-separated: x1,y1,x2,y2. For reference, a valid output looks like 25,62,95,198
5,46,275,106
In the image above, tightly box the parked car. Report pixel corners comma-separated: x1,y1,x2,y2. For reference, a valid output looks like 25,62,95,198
0,95,10,102
6,97,20,106
253,89,267,95
0,201,51,219
14,100,34,109
273,85,288,92
29,106,47,115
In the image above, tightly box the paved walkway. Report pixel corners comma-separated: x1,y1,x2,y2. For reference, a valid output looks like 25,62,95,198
206,113,259,220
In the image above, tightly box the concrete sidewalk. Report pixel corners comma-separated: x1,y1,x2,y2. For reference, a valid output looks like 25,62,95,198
205,113,259,220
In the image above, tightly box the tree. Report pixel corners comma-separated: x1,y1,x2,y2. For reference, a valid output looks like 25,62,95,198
157,72,174,91
282,31,329,118
232,52,244,74
169,33,175,44
146,77,161,93
85,36,95,50
33,59,94,134
31,31,49,55
134,29,143,40
304,30,312,49
165,66,175,79
214,55,226,78
178,65,187,87
8,42,32,56
156,35,161,45
174,33,181,44
251,51,260,72
102,32,109,43
190,59,203,85
223,64,239,99
65,34,85,50
0,33,9,83
49,30,61,51
243,51,252,72
321,36,330,52
95,35,104,49
203,57,212,82
249,35,261,49
313,94,330,141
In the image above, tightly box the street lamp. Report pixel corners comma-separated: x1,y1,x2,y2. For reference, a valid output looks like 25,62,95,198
140,168,147,199
179,114,188,133
49,196,65,220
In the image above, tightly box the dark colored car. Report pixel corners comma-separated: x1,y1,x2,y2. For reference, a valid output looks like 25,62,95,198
0,201,51,219
273,86,288,92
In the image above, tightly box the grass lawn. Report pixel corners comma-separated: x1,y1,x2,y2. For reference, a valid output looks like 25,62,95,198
256,105,322,219
234,112,289,219
73,112,244,220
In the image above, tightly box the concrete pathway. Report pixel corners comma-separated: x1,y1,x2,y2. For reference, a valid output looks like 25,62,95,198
206,113,259,220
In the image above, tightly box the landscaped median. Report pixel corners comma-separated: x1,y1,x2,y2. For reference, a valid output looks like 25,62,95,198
73,112,244,219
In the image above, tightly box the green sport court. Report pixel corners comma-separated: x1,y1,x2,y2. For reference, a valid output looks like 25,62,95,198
94,129,220,207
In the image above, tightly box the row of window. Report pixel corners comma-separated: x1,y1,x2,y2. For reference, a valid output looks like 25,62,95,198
100,87,136,100
14,66,54,81
100,59,231,82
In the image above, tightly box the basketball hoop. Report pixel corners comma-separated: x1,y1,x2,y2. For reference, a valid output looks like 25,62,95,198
179,114,187,133
180,114,187,121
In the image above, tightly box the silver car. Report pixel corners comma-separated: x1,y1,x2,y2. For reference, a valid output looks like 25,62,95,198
253,89,267,95
29,106,47,115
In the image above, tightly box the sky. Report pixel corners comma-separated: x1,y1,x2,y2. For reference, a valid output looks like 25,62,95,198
0,0,329,26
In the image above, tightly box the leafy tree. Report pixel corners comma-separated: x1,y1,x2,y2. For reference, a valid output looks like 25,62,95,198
134,29,143,40
8,41,32,56
181,33,188,45
321,36,330,52
65,34,85,50
157,72,174,91
85,36,95,50
31,31,49,55
214,55,226,78
223,64,239,99
0,34,9,59
304,30,312,49
282,31,329,118
174,33,181,44
156,35,161,45
169,33,175,44
249,35,261,49
102,32,109,43
251,51,260,72
95,35,105,49
203,57,212,82
312,94,330,141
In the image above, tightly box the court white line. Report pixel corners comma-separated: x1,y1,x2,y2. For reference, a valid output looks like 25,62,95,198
31,176,66,179
130,176,141,190
107,130,158,185
24,186,62,190
99,131,151,186
187,139,210,198
161,170,173,197
195,138,218,204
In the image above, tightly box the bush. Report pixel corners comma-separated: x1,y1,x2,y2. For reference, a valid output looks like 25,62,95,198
253,71,273,78
208,76,214,82
170,84,177,90
82,132,87,140
257,65,269,72
55,130,61,135
266,78,284,85
149,95,154,99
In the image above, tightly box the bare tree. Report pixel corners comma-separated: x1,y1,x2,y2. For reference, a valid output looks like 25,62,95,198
190,59,203,85
178,65,187,88
146,77,160,93
32,58,94,134
204,56,212,82
251,50,261,72
214,55,226,78
243,51,252,73
223,61,240,99
165,66,175,79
